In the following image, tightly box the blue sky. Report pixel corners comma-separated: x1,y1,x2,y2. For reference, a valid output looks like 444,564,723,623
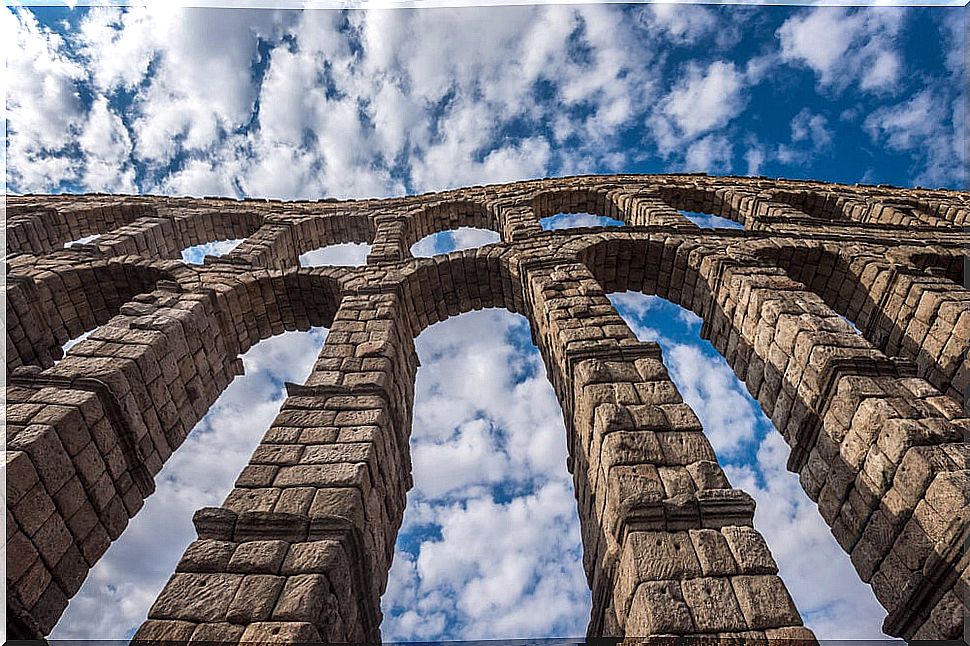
6,1,965,641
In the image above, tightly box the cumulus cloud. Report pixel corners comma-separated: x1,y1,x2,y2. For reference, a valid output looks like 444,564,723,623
299,241,371,267
383,309,590,641
650,61,748,154
864,88,965,186
777,7,904,93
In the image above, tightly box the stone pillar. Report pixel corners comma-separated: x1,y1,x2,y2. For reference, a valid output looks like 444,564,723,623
84,215,180,259
226,222,299,270
517,256,812,640
621,190,698,228
5,284,246,637
498,203,543,241
367,214,410,263
704,259,970,639
135,289,417,643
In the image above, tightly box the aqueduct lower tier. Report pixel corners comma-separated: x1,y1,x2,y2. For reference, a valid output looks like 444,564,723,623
5,174,969,642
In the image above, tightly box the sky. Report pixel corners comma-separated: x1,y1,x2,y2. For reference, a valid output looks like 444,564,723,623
5,0,966,641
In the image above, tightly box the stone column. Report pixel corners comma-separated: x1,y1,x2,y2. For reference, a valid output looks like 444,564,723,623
226,222,299,270
83,215,180,259
703,258,970,639
5,285,244,637
135,288,417,643
498,202,544,241
517,256,812,640
620,190,698,228
367,214,411,263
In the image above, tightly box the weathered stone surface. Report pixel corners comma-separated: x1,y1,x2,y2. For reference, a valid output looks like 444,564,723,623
7,177,968,641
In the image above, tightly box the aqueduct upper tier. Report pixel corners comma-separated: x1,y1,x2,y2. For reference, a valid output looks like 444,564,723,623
6,173,969,641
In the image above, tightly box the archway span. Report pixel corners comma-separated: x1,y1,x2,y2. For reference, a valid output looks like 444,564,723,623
7,269,346,635
605,291,888,637
657,185,750,226
392,248,525,338
51,326,331,639
6,258,172,371
748,240,968,406
409,227,500,257
404,199,498,252
531,187,625,224
381,308,590,641
575,235,967,636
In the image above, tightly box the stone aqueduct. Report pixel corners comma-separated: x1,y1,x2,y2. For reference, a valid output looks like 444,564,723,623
5,174,969,642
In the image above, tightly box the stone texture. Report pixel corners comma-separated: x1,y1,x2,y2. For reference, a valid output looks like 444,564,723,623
6,175,968,641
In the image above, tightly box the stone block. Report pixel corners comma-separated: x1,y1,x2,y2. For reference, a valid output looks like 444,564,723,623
176,539,237,573
226,574,285,623
688,529,739,577
625,580,695,636
722,526,778,574
148,573,242,622
681,576,746,632
228,540,289,574
731,575,802,629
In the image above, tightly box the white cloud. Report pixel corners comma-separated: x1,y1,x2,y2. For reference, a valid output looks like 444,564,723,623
777,7,904,93
776,108,834,167
78,97,137,192
298,242,371,267
648,60,748,163
864,89,964,186
382,309,590,641
3,7,86,189
180,238,243,264
683,134,734,172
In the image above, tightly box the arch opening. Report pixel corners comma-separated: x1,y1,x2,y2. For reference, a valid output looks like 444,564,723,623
27,273,344,637
410,227,500,257
679,210,744,229
909,251,966,287
49,326,331,639
299,242,371,267
606,290,890,639
64,234,101,248
540,213,625,231
180,239,244,264
656,186,747,226
6,262,170,371
754,244,966,405
381,308,590,642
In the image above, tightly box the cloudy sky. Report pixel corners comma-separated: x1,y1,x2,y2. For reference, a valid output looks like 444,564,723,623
5,0,965,641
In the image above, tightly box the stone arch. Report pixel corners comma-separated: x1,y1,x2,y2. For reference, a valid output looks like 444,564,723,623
749,240,968,405
892,247,966,286
369,247,525,338
6,201,157,256
6,268,348,636
227,212,376,269
764,189,851,221
572,233,968,638
405,199,498,250
531,187,626,224
6,257,172,371
657,184,753,226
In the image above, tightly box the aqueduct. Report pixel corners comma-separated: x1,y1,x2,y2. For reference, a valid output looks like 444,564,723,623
5,174,969,641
